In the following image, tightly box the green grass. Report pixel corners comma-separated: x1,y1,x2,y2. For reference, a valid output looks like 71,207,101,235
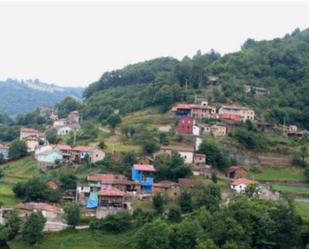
249,167,306,181
272,184,309,197
295,201,309,222
0,157,41,206
9,229,133,249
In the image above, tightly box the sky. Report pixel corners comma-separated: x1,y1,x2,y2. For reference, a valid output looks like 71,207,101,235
0,1,309,87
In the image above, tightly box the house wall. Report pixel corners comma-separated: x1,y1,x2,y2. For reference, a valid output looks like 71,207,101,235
178,151,194,164
37,151,63,163
231,183,248,193
90,149,105,163
0,148,9,160
26,140,40,152
192,125,200,136
57,126,73,136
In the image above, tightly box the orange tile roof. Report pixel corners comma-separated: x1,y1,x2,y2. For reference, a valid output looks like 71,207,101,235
72,146,94,152
16,202,58,213
133,164,156,172
99,186,125,197
52,144,73,151
231,178,255,186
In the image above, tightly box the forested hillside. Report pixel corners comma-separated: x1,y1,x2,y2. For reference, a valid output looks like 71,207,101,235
84,28,309,129
0,79,83,116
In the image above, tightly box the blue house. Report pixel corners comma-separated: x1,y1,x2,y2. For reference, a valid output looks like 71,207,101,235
132,164,156,192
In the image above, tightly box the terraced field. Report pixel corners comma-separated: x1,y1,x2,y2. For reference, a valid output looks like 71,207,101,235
0,157,40,206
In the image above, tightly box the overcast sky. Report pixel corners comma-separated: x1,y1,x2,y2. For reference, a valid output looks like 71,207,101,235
0,1,308,87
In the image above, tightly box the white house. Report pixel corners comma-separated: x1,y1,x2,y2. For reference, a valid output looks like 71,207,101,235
56,126,74,136
36,148,63,164
192,125,201,136
159,145,195,164
230,178,256,193
195,137,203,151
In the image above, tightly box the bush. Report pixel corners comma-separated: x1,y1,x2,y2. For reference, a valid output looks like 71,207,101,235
22,212,46,244
90,211,132,232
64,203,81,227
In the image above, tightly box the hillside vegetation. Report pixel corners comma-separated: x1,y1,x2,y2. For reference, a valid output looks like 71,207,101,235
83,28,309,129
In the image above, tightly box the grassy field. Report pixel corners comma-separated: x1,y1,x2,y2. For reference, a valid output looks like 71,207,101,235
249,167,306,181
295,201,309,222
0,157,41,206
272,184,309,197
8,229,133,249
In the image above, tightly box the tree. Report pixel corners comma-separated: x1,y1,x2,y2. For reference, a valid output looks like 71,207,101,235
169,218,202,249
179,191,193,213
168,206,181,223
135,219,169,249
8,140,27,160
198,140,230,171
55,97,80,118
0,209,21,243
60,174,77,190
106,114,121,129
244,183,259,198
45,128,58,144
22,212,46,244
153,192,165,214
64,203,81,228
13,178,59,202
211,172,218,183
0,154,5,164
143,140,160,155
194,184,221,212
155,153,192,181
305,166,309,181
98,140,107,150
195,239,219,249
300,146,308,163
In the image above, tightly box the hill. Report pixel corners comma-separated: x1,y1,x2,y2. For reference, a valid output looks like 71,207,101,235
0,79,83,116
83,28,309,129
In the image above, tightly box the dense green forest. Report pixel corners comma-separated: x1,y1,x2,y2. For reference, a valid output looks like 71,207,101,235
83,28,309,129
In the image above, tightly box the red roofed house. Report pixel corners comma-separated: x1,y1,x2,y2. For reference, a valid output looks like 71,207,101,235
230,178,256,193
71,146,105,163
16,202,60,220
158,145,195,164
153,181,180,200
177,116,194,134
99,185,125,208
219,106,255,122
20,128,45,152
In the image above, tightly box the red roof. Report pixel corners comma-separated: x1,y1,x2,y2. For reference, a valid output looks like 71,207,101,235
219,113,241,121
0,144,9,149
133,164,156,172
72,146,94,152
99,186,125,197
21,127,44,137
16,202,58,213
52,144,72,151
231,178,255,186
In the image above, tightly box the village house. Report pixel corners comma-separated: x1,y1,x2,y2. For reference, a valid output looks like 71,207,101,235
226,166,247,179
77,173,139,208
53,110,81,136
159,145,195,164
0,144,9,160
71,146,105,163
244,85,269,96
35,147,63,170
20,128,46,152
177,116,194,134
218,105,255,122
153,181,181,200
132,164,156,193
230,178,256,193
16,202,61,220
99,186,126,208
209,123,227,136
0,207,13,225
172,101,217,119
